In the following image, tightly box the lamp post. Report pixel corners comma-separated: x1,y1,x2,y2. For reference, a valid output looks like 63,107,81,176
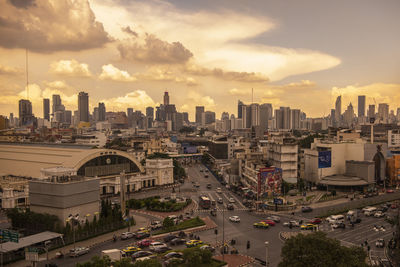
265,241,269,267
67,214,79,251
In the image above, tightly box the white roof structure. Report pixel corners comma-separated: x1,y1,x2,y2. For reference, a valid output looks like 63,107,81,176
0,231,63,253
0,143,144,178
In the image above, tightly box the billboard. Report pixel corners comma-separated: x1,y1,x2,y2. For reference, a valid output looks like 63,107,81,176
184,146,198,154
257,167,283,196
318,151,332,168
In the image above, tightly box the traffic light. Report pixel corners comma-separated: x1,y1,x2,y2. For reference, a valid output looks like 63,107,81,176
214,229,218,235
247,240,250,249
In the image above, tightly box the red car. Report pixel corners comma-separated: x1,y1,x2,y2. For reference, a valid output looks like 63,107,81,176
310,218,322,224
137,239,152,248
391,204,398,209
386,189,394,193
262,220,276,226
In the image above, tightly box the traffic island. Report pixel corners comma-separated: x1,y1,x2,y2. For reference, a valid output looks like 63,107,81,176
214,254,255,267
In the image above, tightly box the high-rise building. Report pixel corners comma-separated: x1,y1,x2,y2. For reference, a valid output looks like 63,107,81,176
343,103,355,127
250,103,259,127
368,105,375,120
397,108,400,122
127,108,134,117
98,103,106,121
195,106,204,124
164,92,169,106
335,96,341,126
330,109,336,127
259,103,272,131
378,103,389,123
290,109,300,130
43,98,50,120
275,107,290,129
358,95,366,118
146,107,154,118
204,111,216,125
182,112,189,123
238,100,244,119
19,99,34,126
64,110,72,125
93,107,99,121
78,92,89,122
221,112,229,120
241,105,252,128
52,95,61,114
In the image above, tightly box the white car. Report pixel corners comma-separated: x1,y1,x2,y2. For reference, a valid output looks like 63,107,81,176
121,232,135,240
228,198,235,203
283,220,299,227
69,247,89,257
216,188,222,194
229,216,240,222
149,242,167,251
374,211,385,218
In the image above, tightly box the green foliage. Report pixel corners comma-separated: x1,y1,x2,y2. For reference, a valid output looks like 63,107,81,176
179,126,195,134
154,217,205,235
299,134,321,149
201,153,212,165
114,258,134,267
132,259,161,267
147,153,170,159
279,232,368,267
76,255,112,267
163,217,174,230
6,208,60,235
297,178,305,192
173,159,186,180
127,197,191,212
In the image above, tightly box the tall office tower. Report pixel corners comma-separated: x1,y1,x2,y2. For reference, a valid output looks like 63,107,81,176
172,112,184,131
250,103,260,127
98,103,106,121
19,99,33,126
275,107,290,129
259,103,273,131
164,92,169,106
182,112,189,123
290,109,300,130
275,109,283,129
368,105,375,120
52,94,61,114
195,106,204,124
335,95,342,126
127,108,133,117
204,111,216,125
238,100,244,119
43,98,50,120
378,103,389,123
330,109,336,126
343,103,355,127
9,113,14,127
146,107,154,118
358,95,366,117
78,91,89,122
221,112,229,120
241,105,252,128
397,108,400,122
93,107,99,121
64,110,72,125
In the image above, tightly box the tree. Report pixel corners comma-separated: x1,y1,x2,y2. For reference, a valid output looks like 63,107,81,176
163,217,174,230
114,258,134,267
183,247,203,266
132,259,161,267
279,232,368,267
76,255,111,267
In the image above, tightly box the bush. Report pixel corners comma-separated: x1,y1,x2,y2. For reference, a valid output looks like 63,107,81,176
154,217,205,235
127,197,191,212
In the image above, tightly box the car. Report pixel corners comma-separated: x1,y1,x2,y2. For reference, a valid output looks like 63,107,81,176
374,211,385,218
332,222,346,229
207,184,212,189
194,182,200,188
228,197,235,203
149,242,167,252
163,252,183,260
217,197,223,204
229,216,240,222
253,222,269,229
131,251,153,260
300,224,317,230
186,240,204,247
386,189,394,193
137,239,152,248
200,169,203,172
170,238,186,246
301,206,313,213
283,220,299,227
309,218,322,224
69,247,89,257
164,235,179,243
123,246,142,255
226,203,234,210
391,204,398,209
205,175,209,178
154,246,171,254
375,238,385,248
200,245,215,252
266,215,280,223
150,221,163,230
216,188,222,194
121,232,135,240
362,206,374,212
164,258,184,266
136,231,150,239
262,220,275,226
205,169,208,172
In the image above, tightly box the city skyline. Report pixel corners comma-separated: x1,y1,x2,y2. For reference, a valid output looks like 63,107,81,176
0,0,400,120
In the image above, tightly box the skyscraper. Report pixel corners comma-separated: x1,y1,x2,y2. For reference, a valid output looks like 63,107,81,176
195,106,204,124
52,94,64,114
368,105,375,120
250,103,260,127
275,107,290,129
164,92,169,106
238,100,244,119
335,95,342,126
43,98,50,120
358,95,366,117
19,99,33,126
98,102,106,121
290,109,300,130
259,103,272,131
378,103,389,123
78,92,89,122
146,107,154,118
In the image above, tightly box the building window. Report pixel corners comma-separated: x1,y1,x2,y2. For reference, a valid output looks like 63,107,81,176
142,181,146,188
152,179,155,186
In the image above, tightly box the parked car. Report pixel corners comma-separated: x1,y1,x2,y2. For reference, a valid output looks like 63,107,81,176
136,232,150,239
374,211,385,218
200,245,215,252
131,251,153,260
309,218,322,224
123,246,141,255
253,222,269,229
300,224,317,230
194,182,200,188
121,232,135,240
69,247,89,257
154,246,171,254
186,240,203,248
266,215,280,223
150,221,163,230
229,216,240,222
207,184,212,189
137,239,152,248
375,238,385,248
386,189,394,193
163,252,183,260
217,197,223,204
262,220,275,226
170,238,186,246
227,203,234,210
332,222,346,229
301,206,313,213
283,220,299,227
164,235,179,243
216,188,222,194
149,242,167,252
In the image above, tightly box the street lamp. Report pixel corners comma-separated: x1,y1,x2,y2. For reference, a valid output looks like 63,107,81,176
66,214,79,251
265,241,269,267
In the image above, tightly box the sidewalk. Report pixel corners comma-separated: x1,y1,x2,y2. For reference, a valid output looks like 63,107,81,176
214,254,255,267
8,214,150,267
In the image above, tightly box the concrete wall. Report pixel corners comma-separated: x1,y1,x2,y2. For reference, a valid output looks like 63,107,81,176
346,161,374,183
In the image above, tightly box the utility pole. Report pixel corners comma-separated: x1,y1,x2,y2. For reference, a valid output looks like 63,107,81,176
222,208,225,262
265,241,269,267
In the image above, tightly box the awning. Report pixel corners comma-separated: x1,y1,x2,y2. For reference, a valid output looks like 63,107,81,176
0,231,63,253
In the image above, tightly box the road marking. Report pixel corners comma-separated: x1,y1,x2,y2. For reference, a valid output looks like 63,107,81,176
207,193,215,202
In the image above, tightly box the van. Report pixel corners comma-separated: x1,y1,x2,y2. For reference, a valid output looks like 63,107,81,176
149,242,167,251
327,215,344,224
364,207,377,216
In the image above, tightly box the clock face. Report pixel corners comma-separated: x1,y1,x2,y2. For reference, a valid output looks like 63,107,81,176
106,158,111,164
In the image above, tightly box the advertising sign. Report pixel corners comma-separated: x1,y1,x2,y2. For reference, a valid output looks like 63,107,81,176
257,167,283,196
318,151,332,168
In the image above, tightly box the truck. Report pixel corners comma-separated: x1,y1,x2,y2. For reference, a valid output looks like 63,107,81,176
101,249,125,262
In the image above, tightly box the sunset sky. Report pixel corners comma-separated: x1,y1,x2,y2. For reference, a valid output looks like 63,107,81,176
0,0,399,120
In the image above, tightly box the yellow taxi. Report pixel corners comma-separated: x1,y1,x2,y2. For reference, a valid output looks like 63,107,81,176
137,227,150,233
300,223,317,230
122,246,142,254
253,221,269,229
186,240,204,248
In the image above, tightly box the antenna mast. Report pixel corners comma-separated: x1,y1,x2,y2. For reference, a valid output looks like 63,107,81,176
26,48,29,100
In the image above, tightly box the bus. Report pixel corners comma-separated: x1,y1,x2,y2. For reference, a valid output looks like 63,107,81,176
199,196,211,209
